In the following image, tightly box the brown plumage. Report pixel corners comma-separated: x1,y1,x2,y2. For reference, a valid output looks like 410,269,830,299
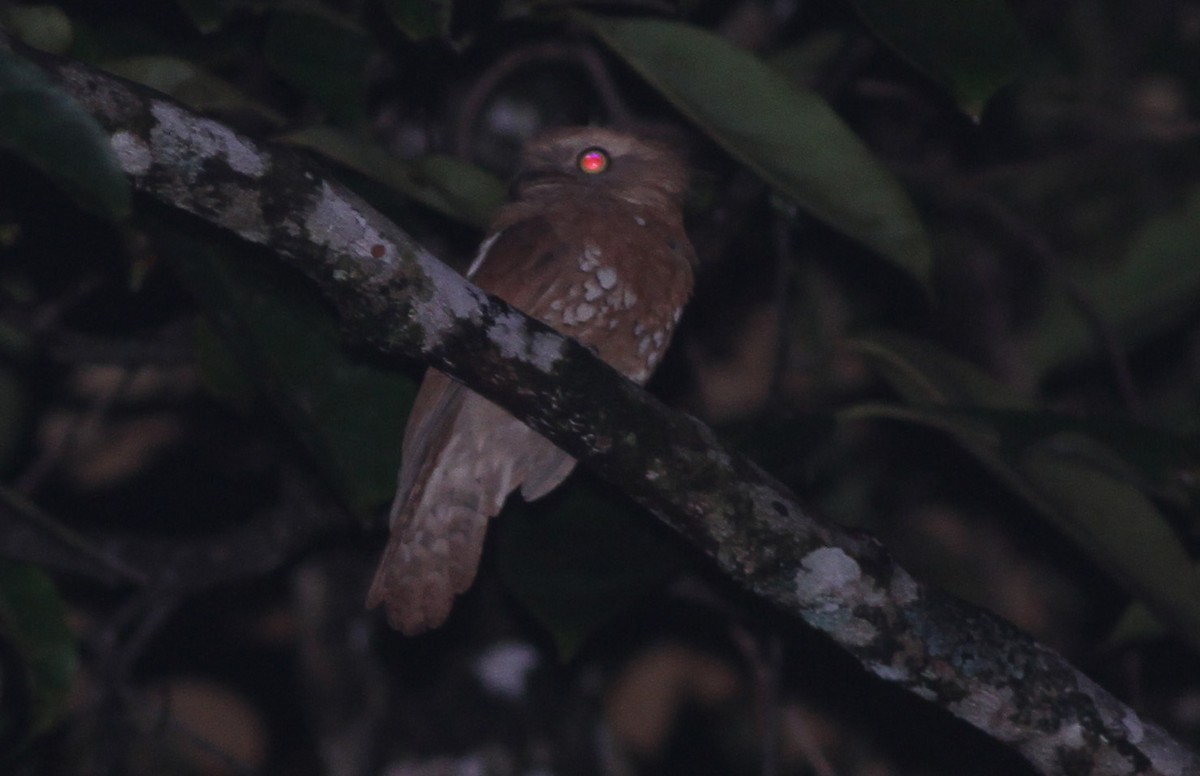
367,126,696,634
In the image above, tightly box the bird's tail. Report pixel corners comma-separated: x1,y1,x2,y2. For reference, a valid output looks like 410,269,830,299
366,501,488,635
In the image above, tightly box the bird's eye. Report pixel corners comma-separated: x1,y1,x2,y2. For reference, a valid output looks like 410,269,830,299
577,147,610,174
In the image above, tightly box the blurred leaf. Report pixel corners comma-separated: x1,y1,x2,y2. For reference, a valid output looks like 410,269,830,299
173,0,241,34
724,412,838,487
1106,601,1166,648
0,560,76,738
0,5,73,54
849,0,1027,117
157,218,416,516
408,155,507,228
103,56,286,128
769,29,849,86
855,333,1200,501
192,317,256,409
847,335,1200,652
264,5,371,128
852,331,1031,409
584,14,932,289
1027,185,1200,375
0,364,26,476
381,0,452,41
497,480,685,658
0,48,130,220
282,126,505,229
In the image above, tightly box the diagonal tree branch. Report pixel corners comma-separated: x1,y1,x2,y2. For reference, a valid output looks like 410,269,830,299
3,33,1195,776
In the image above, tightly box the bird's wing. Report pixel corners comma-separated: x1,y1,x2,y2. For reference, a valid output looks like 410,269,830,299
465,214,580,500
392,368,465,523
368,216,579,633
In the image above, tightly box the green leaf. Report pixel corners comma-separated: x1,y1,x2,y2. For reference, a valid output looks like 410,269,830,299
264,6,372,128
583,14,931,288
381,0,452,41
103,56,286,128
769,29,850,85
497,480,685,658
191,317,256,409
0,363,26,476
282,126,505,229
0,5,74,54
847,335,1200,652
851,331,1031,409
853,332,1200,503
173,0,242,34
0,48,130,220
157,218,416,516
1106,601,1166,648
0,561,77,738
1026,185,1200,375
850,0,1027,117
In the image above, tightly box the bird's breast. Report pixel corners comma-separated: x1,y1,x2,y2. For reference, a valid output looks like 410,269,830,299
530,209,693,383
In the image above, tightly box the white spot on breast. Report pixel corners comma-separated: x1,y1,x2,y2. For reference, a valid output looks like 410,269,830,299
579,243,602,271
633,322,645,336
638,337,652,355
550,299,564,311
634,216,647,227
583,279,603,302
622,289,638,309
607,318,620,330
652,330,665,348
575,303,596,322
596,267,618,289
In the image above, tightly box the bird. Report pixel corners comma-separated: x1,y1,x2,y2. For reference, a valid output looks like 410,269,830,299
367,126,696,634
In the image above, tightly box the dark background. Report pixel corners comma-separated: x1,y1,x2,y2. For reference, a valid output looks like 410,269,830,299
0,0,1198,773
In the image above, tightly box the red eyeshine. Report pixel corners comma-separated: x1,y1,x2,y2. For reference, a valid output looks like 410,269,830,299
578,148,609,174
